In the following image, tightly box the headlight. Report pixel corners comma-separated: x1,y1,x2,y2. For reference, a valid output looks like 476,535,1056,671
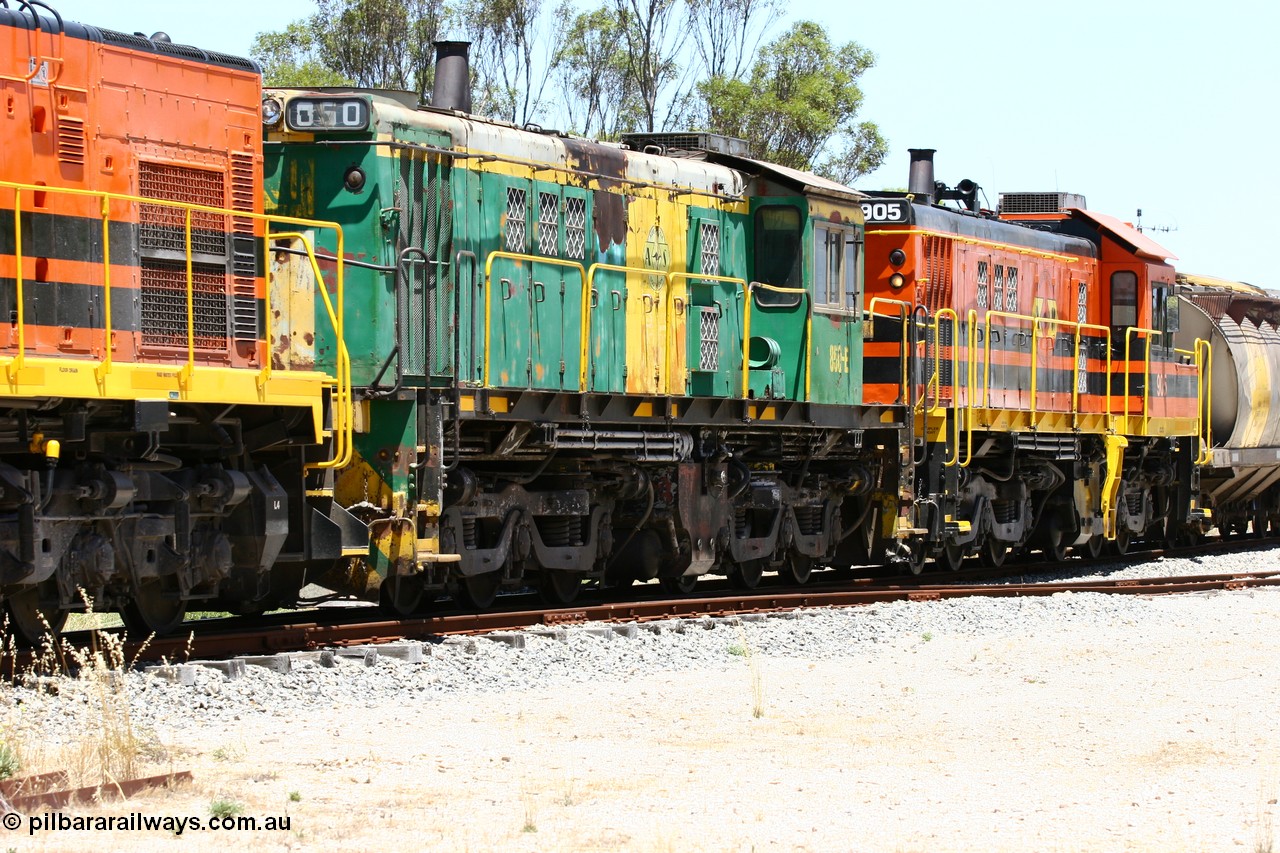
262,97,283,127
889,273,906,290
889,249,906,268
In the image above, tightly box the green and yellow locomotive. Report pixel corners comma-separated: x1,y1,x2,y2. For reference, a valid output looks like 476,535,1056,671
262,45,903,611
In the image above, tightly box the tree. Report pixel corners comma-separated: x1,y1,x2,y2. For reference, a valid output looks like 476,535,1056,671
251,22,350,88
700,21,887,183
686,0,781,81
611,0,692,132
552,6,644,138
465,0,561,125
252,0,445,98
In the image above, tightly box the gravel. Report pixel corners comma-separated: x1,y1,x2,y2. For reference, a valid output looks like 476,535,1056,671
6,543,1279,741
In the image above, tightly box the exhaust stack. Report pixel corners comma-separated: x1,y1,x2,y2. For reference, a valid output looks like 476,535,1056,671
907,148,935,204
431,41,471,113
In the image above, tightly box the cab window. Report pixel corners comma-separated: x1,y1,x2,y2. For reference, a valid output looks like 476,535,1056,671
754,205,802,305
1111,271,1137,327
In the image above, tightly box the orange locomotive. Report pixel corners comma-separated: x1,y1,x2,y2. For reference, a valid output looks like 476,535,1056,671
860,149,1205,570
0,3,350,642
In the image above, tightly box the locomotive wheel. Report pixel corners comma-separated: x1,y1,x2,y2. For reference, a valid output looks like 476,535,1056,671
5,582,67,646
660,574,699,595
453,571,502,610
980,539,1008,569
538,570,581,606
939,543,966,572
779,554,814,585
379,573,427,617
120,577,187,638
1045,525,1070,562
1112,526,1132,556
728,559,764,590
1086,534,1105,559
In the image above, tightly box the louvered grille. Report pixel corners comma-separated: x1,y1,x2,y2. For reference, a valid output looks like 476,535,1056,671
700,222,720,277
56,115,85,165
140,261,230,349
921,235,952,312
565,197,585,259
538,192,559,256
229,152,258,340
139,162,227,256
505,187,527,252
698,306,720,371
1006,267,1019,313
977,261,989,309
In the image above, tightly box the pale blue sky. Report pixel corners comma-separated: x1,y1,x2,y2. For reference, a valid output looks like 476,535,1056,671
42,0,1280,285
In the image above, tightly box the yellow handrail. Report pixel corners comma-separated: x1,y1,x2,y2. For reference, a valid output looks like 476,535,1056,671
1195,338,1213,463
95,195,113,381
584,262,660,391
1028,315,1078,422
957,309,979,467
744,282,812,400
0,179,351,468
867,297,913,405
1122,326,1161,424
1074,322,1113,428
864,228,1082,263
269,231,353,471
926,309,963,465
481,251,587,391
8,188,25,377
663,272,748,396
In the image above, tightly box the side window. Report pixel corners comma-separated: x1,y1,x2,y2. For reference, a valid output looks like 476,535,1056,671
976,260,989,309
754,205,802,304
505,187,527,252
812,225,856,309
1111,270,1137,327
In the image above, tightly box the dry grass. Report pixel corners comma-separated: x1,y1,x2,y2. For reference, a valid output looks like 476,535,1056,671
0,590,167,790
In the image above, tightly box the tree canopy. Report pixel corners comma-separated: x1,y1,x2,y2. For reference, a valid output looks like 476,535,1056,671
251,0,886,183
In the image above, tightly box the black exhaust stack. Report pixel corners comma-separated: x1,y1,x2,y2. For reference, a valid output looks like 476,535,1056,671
907,148,935,204
431,41,471,114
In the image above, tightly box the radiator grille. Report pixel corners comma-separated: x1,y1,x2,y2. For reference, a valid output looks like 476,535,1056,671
140,261,230,349
139,162,227,256
999,191,1087,215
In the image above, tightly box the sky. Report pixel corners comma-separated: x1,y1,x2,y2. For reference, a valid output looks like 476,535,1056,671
41,0,1280,286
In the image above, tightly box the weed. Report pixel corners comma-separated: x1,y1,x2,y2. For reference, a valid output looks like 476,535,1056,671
558,779,576,807
289,790,302,803
726,644,747,657
921,632,933,642
213,748,230,762
209,799,244,820
0,741,20,780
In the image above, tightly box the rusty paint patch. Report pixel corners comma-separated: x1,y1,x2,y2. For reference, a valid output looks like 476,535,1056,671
593,190,627,250
563,137,627,188
303,332,315,345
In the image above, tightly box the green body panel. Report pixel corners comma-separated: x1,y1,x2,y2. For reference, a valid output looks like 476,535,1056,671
684,205,748,398
589,237,629,393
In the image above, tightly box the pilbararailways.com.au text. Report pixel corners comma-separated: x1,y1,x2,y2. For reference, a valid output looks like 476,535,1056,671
12,811,292,836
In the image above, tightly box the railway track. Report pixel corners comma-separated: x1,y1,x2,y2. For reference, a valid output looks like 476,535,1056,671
9,535,1280,673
